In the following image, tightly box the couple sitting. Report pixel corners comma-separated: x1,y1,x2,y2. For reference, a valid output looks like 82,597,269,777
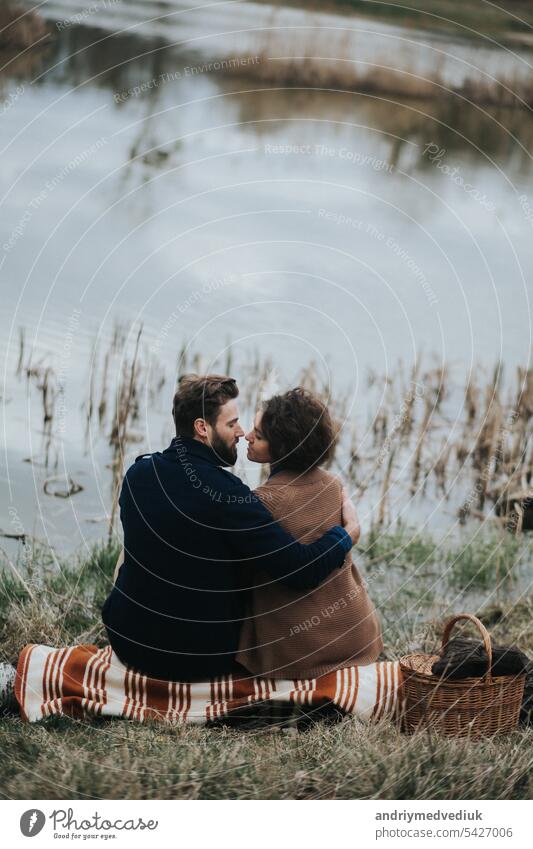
102,375,383,683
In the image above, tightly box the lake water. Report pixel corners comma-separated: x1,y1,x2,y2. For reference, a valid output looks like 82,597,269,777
1,0,533,555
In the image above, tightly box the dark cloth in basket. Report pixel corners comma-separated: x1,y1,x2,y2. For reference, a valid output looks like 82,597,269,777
431,637,532,725
432,636,529,678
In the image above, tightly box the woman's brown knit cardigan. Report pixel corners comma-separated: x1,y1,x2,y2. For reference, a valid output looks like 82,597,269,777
237,467,383,679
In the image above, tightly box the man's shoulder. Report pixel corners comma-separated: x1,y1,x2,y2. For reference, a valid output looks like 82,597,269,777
218,468,243,486
215,468,258,499
214,468,269,509
135,451,154,463
124,451,161,476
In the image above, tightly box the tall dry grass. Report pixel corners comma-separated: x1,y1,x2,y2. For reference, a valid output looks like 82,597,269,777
14,319,533,539
0,3,48,51
219,24,533,109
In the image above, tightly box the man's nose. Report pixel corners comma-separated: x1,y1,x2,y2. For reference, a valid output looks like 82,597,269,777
235,424,245,438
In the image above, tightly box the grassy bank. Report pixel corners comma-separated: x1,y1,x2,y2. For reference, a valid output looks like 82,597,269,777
0,527,532,800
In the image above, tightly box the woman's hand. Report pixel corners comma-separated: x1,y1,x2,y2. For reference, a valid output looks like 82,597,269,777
341,486,361,546
113,547,125,584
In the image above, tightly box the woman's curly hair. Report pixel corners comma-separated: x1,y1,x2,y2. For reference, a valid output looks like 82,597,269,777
261,387,338,472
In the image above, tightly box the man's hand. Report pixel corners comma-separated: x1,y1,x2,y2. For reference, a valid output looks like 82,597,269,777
341,486,360,546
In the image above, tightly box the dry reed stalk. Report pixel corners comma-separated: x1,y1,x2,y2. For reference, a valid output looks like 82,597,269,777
15,327,25,377
399,361,421,441
515,366,533,420
514,502,524,535
37,366,56,469
473,377,501,469
177,342,188,380
0,3,48,51
98,350,110,430
372,407,388,446
224,340,233,378
298,362,320,396
84,340,98,442
108,326,143,541
432,364,448,410
110,322,127,356
191,352,202,374
465,373,479,425
411,396,432,493
348,424,360,481
480,405,503,510
376,447,396,527
433,440,452,494
38,366,55,426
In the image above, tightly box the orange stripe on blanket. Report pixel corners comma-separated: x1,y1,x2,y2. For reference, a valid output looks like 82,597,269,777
166,680,174,723
81,647,101,715
61,645,99,716
46,649,57,715
97,647,113,716
183,682,191,722
231,674,257,703
373,662,383,721
122,668,132,719
51,648,69,716
41,649,54,718
313,670,337,704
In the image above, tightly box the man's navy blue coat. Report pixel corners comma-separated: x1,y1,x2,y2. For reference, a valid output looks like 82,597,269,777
102,436,351,681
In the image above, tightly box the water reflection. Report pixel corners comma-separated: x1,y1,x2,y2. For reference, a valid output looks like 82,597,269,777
1,11,533,553
7,21,530,171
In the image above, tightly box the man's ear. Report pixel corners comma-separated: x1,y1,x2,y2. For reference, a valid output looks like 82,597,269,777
193,417,208,440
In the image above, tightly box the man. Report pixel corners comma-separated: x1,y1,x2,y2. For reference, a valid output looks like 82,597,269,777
102,375,358,681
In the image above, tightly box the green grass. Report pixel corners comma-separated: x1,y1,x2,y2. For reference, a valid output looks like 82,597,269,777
363,524,531,592
446,534,524,591
0,528,532,800
362,524,438,568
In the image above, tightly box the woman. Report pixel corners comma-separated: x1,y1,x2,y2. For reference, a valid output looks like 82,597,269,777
237,387,383,679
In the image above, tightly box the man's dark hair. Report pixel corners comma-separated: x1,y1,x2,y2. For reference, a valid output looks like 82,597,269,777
172,374,238,437
261,387,337,472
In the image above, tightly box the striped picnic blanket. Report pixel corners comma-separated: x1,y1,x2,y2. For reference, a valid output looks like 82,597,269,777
15,644,404,726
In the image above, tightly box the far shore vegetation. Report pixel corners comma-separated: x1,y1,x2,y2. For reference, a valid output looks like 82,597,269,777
265,0,533,45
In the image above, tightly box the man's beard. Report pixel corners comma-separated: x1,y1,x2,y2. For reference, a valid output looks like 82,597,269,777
210,431,238,467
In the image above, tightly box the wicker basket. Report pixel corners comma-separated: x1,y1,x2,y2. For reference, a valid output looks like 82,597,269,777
399,614,525,739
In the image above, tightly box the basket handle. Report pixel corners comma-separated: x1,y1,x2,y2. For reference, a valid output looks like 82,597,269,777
440,614,493,683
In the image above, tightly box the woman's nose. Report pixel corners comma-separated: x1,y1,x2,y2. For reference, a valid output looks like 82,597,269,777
245,431,253,443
